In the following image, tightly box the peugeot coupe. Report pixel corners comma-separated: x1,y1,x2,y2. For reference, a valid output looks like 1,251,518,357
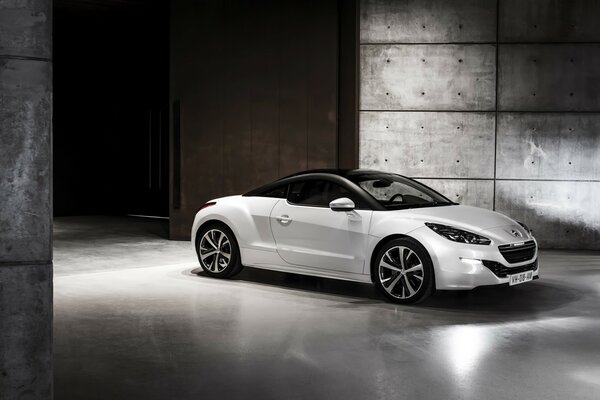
192,170,539,304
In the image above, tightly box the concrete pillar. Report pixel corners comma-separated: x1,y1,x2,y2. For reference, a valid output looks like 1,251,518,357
0,0,53,399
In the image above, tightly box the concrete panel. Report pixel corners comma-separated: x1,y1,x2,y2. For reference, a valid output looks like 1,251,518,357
0,59,51,262
497,113,600,180
360,0,496,43
359,112,495,178
0,264,52,400
496,180,600,249
500,0,600,42
361,45,496,110
416,179,494,209
498,44,600,111
0,0,51,58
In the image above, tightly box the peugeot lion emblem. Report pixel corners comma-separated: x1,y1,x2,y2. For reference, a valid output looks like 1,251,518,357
511,229,522,238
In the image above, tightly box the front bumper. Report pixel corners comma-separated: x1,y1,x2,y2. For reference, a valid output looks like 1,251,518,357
409,226,540,290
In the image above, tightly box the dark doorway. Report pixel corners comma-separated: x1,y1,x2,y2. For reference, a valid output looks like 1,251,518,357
53,0,169,218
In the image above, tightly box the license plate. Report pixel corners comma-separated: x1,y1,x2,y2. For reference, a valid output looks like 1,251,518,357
509,270,534,286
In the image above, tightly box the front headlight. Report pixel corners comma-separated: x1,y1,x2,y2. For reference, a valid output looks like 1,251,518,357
517,221,532,234
425,222,491,245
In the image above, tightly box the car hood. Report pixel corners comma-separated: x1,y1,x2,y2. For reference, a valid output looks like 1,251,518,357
391,205,518,232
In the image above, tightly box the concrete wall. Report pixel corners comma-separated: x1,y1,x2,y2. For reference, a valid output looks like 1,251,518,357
0,0,53,399
170,0,340,240
360,0,600,249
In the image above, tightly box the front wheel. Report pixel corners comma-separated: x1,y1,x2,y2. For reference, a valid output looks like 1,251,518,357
373,237,435,304
195,223,243,278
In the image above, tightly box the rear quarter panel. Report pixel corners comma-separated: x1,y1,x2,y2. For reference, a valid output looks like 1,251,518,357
191,195,280,255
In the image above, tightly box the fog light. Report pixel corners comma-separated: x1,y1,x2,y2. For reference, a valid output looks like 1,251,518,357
460,258,482,265
459,258,482,274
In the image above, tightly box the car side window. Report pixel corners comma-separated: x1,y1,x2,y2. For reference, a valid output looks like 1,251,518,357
288,180,327,206
258,184,288,198
288,180,361,208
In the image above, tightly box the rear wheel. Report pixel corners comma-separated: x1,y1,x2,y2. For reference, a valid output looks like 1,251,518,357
195,223,243,278
373,237,434,304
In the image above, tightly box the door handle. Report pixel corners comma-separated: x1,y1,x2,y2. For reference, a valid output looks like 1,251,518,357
276,215,292,225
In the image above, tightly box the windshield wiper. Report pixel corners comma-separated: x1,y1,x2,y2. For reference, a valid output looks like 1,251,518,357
432,201,456,206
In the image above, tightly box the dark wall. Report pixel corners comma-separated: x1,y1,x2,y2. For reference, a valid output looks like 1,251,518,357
170,0,355,239
53,1,169,217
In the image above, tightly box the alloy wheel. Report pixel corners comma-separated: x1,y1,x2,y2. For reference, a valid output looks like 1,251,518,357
199,229,231,273
378,246,424,300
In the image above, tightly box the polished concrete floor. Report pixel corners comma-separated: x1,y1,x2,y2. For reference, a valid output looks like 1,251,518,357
54,216,600,400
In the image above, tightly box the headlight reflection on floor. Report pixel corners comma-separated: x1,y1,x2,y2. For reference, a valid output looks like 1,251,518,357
441,325,490,379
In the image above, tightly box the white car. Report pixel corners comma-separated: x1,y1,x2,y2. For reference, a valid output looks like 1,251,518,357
192,169,538,304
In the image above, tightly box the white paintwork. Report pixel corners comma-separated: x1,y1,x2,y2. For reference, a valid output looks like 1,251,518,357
192,196,538,290
269,201,371,274
329,197,356,211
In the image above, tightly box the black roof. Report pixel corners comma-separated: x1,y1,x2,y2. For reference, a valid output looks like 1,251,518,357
280,168,382,179
244,168,454,209
245,168,387,210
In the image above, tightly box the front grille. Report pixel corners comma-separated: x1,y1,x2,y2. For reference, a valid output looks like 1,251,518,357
498,240,536,264
482,259,538,278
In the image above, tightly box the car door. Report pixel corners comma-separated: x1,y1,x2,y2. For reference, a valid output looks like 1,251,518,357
269,179,372,274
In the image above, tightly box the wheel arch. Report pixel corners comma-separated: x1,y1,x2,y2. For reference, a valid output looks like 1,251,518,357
369,234,436,291
194,219,238,252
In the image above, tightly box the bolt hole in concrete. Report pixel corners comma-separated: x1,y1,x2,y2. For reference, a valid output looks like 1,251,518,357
52,217,600,400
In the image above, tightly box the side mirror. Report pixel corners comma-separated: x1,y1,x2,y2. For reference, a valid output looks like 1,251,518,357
329,197,355,212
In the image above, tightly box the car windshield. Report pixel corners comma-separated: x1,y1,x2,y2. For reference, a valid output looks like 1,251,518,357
347,172,454,210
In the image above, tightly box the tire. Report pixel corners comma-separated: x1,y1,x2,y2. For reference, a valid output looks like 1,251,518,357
195,222,243,278
372,237,435,304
